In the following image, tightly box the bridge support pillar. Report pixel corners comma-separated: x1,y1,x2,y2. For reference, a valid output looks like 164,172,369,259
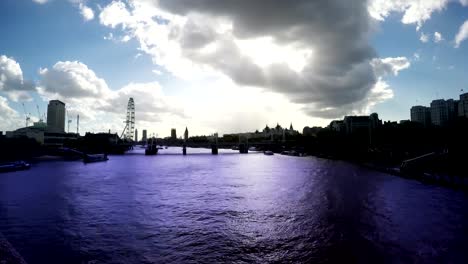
239,143,248,154
183,145,187,155
211,144,218,155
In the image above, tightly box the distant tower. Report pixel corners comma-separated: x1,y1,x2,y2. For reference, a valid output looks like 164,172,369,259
76,114,79,135
46,100,66,133
125,98,135,140
171,128,177,140
142,129,147,142
184,127,188,141
135,129,138,142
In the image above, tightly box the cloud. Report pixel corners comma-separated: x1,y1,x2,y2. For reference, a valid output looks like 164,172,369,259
0,96,22,131
434,31,443,43
420,32,429,43
38,61,111,99
371,57,411,76
36,60,185,133
368,0,449,29
96,0,407,120
32,0,48,4
0,55,34,101
461,0,468,6
79,3,94,21
455,20,468,48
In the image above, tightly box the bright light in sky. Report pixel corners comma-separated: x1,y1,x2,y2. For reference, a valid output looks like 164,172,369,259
235,37,313,73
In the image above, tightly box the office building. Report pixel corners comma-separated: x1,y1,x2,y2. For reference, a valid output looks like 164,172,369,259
142,129,147,142
135,129,138,142
458,92,468,118
410,106,431,127
344,116,371,134
46,100,65,133
171,128,177,140
430,99,458,126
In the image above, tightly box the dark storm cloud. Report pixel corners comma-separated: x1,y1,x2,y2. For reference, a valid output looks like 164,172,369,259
157,0,380,118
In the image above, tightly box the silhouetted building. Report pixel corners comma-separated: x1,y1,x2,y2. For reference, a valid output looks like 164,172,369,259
369,113,382,129
184,127,188,141
303,126,322,137
431,99,449,126
459,92,468,117
344,116,371,134
171,128,177,140
135,129,138,142
411,106,431,127
430,99,458,126
46,100,65,133
142,129,147,142
329,120,345,132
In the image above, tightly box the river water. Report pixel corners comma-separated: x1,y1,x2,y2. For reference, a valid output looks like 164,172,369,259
0,147,467,263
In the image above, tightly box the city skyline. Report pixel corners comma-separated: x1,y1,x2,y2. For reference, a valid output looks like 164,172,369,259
1,0,468,137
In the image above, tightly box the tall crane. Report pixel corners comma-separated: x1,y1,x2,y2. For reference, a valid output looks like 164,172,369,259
21,103,31,127
66,110,72,133
36,104,45,123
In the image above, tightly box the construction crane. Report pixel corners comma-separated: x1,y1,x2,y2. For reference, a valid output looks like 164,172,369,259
66,110,72,133
36,104,44,123
21,103,31,127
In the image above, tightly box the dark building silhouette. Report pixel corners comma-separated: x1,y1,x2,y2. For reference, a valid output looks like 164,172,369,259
171,128,177,140
46,100,65,133
411,106,431,127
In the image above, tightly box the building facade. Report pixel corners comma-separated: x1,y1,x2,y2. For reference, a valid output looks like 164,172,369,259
46,100,65,133
430,99,459,126
458,92,468,118
410,105,431,126
142,129,147,142
171,128,177,140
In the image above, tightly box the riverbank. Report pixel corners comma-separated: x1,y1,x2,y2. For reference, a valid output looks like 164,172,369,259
0,233,27,264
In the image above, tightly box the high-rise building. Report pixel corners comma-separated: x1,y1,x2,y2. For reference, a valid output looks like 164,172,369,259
410,105,431,127
430,99,459,126
135,129,138,142
458,92,468,118
171,128,177,140
184,127,188,141
430,99,449,126
46,100,65,133
142,129,147,142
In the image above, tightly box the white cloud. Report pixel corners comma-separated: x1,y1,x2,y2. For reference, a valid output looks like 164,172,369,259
455,20,468,48
32,0,48,4
413,52,420,61
371,57,411,77
36,61,186,134
420,32,429,43
38,61,111,99
0,96,22,131
368,0,449,29
79,3,94,21
0,55,34,102
97,0,399,121
434,31,443,43
460,0,468,6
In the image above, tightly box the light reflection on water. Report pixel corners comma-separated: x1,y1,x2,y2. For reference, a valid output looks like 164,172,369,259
0,147,467,263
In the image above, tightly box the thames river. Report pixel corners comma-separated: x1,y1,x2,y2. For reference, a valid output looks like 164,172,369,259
0,147,467,263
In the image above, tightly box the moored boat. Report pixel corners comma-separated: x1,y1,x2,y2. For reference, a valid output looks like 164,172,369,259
264,150,274,156
83,154,108,163
0,161,31,173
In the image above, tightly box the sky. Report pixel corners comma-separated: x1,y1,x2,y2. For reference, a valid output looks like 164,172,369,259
0,0,468,137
